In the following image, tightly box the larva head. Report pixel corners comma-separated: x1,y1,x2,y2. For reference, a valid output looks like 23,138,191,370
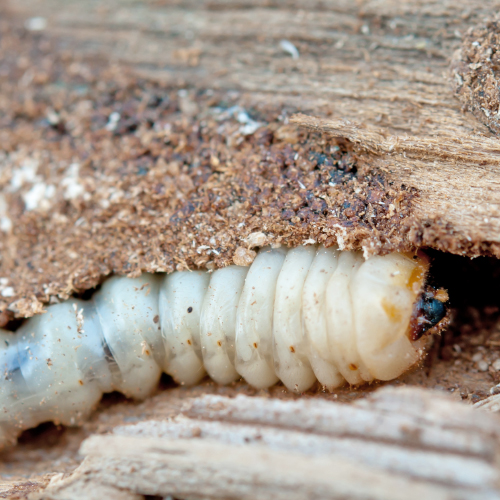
404,251,449,342
354,250,448,382
409,288,449,341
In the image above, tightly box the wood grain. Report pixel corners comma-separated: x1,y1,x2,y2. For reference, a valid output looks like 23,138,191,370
5,0,500,266
36,387,500,500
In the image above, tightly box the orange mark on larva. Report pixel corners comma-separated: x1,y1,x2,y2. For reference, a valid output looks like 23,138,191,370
349,363,357,371
187,339,192,345
78,380,84,386
217,340,222,347
406,252,429,294
381,298,403,322
289,346,295,353
253,342,258,348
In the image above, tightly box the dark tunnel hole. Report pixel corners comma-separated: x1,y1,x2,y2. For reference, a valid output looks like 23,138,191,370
425,249,500,362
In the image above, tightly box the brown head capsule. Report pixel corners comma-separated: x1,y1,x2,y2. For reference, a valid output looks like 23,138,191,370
409,287,450,341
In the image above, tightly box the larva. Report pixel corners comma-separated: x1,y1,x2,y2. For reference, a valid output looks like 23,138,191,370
0,245,447,448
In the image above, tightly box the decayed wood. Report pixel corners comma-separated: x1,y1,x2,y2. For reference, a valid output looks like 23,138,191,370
33,474,141,500
2,0,500,317
292,113,500,255
35,387,500,500
7,0,500,259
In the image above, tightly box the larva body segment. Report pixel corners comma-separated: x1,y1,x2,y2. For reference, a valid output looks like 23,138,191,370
94,275,163,398
234,247,286,389
159,271,209,386
200,266,248,385
326,251,372,385
302,246,345,391
0,245,447,448
353,254,423,381
273,245,317,393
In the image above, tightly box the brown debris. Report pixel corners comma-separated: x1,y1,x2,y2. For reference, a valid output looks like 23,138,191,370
0,18,420,319
451,17,500,134
232,247,256,266
292,113,500,260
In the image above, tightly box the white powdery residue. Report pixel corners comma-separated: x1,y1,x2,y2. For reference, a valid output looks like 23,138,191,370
105,112,121,131
25,17,47,31
197,245,210,254
23,183,55,211
0,195,11,232
236,110,263,136
303,239,316,245
10,158,40,191
219,105,263,136
239,122,262,136
0,217,12,232
1,287,15,298
280,39,300,59
0,278,8,286
331,224,347,251
62,163,85,200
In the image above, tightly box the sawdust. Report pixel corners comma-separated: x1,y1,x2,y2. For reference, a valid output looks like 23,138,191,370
0,17,416,321
452,16,500,134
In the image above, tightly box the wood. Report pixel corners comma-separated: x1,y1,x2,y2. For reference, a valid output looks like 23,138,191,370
35,387,500,500
292,113,500,255
7,0,500,259
2,0,500,317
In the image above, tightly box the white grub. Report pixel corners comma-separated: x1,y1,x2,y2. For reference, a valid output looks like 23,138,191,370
0,246,434,448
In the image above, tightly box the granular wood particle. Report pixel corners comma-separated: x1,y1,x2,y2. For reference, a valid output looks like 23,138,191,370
451,17,500,134
0,17,417,321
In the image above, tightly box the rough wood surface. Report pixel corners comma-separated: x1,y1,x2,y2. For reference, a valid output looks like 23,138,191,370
2,0,500,317
35,388,500,500
8,0,500,255
292,112,500,255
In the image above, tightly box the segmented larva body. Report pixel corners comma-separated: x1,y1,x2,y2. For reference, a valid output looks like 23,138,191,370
0,246,446,447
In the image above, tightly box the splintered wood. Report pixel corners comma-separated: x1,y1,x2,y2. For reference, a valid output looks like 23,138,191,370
36,387,500,500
